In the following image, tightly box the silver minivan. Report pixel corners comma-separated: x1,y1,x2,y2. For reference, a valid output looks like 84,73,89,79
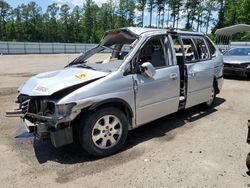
7,27,223,156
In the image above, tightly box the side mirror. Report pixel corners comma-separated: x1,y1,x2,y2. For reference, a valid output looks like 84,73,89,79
141,62,156,77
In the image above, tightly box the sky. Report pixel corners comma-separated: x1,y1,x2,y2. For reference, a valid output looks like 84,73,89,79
6,0,214,32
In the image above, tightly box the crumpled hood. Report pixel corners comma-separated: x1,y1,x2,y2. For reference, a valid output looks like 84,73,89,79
223,56,250,64
19,67,109,96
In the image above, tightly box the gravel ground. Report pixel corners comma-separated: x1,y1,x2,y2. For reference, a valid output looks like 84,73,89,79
0,54,250,188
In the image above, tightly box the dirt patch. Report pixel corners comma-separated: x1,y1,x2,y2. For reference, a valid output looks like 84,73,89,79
56,148,145,184
0,87,18,96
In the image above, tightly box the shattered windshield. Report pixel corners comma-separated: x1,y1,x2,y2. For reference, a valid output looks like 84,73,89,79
68,29,138,72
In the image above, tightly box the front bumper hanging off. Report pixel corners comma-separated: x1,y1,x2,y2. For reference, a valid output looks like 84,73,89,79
6,100,76,148
6,115,74,148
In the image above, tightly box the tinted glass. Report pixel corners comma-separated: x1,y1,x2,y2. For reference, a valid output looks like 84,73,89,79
224,48,250,56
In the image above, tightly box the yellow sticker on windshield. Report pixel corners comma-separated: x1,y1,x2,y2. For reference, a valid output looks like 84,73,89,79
75,73,87,79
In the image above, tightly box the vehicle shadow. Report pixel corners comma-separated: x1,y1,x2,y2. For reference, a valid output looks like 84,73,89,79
34,97,226,165
125,97,225,149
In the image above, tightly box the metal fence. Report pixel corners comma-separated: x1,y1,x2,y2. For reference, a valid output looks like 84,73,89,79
0,42,99,55
216,42,250,52
231,41,250,46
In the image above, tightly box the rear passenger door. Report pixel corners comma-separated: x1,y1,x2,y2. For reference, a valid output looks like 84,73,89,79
181,36,214,108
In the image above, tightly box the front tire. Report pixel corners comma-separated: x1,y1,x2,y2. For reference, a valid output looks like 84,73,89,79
246,153,250,171
79,107,128,157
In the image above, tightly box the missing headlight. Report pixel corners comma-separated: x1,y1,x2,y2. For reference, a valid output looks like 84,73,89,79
45,101,56,115
55,103,76,115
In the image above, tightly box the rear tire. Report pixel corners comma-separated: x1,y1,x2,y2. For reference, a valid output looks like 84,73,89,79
204,83,216,108
79,107,128,157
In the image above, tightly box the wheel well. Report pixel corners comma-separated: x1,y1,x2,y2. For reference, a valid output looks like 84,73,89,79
89,99,133,126
71,99,133,142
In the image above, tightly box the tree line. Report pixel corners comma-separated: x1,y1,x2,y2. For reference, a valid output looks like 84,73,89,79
0,0,249,43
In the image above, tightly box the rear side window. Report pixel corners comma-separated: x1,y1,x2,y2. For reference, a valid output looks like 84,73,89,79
205,37,216,57
193,38,210,60
181,38,198,62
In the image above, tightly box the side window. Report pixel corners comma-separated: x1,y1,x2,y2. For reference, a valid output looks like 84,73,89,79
138,37,167,68
205,37,216,57
181,38,198,63
193,38,210,60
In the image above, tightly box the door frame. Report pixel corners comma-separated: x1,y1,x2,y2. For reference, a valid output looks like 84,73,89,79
179,35,214,108
131,34,180,126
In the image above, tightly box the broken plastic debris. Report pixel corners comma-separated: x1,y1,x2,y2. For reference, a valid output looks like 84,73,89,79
15,132,34,138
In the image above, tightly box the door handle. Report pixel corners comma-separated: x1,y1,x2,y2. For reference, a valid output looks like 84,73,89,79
170,73,178,80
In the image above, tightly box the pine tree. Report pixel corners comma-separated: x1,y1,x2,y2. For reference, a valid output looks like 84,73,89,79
46,3,59,41
137,0,146,27
147,0,156,27
0,0,11,40
59,4,70,42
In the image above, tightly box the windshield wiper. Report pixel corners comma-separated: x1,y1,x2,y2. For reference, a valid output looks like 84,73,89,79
73,64,96,70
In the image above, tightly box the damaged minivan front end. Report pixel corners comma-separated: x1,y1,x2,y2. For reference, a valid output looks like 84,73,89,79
6,27,138,149
6,71,107,147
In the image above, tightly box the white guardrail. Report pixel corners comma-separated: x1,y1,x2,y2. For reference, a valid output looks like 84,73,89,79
231,42,250,46
1,41,248,55
0,42,102,55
